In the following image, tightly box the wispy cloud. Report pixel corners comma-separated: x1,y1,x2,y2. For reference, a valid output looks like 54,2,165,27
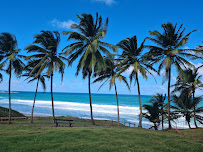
93,0,116,5
123,66,158,77
50,19,75,29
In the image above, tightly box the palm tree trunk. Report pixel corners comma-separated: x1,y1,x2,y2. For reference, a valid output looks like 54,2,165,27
88,74,95,125
31,78,39,124
154,124,158,130
168,67,172,129
135,72,142,128
51,73,55,123
192,90,198,128
8,61,12,124
187,120,191,129
161,107,164,130
114,83,119,127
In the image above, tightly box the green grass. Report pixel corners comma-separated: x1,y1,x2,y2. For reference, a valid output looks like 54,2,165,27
0,106,25,117
0,124,202,152
0,114,202,152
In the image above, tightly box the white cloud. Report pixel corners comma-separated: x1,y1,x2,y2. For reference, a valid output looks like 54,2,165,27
193,62,203,76
50,19,75,29
94,0,116,5
123,66,158,77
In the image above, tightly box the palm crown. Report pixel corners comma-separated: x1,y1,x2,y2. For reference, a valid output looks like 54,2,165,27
117,35,156,81
23,61,50,91
147,23,197,74
0,33,24,77
62,13,117,77
172,67,203,93
25,31,66,78
93,54,130,91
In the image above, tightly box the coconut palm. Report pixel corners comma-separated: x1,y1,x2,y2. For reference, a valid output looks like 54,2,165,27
148,93,166,129
23,61,49,123
146,23,197,129
117,35,157,128
172,89,203,128
62,13,117,125
0,33,24,124
93,55,130,126
143,101,161,130
172,66,203,128
25,31,66,123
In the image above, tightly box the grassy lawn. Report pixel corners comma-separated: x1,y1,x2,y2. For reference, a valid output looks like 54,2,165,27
0,123,202,152
0,106,25,117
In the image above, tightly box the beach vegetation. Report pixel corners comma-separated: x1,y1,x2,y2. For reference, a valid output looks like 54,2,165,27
0,33,25,124
62,13,117,125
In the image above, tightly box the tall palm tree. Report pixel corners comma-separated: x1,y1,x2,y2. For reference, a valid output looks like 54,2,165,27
146,23,197,129
117,35,157,128
172,89,203,129
172,67,203,128
23,61,49,123
0,33,24,124
148,93,166,129
25,31,66,123
62,13,117,125
93,55,130,126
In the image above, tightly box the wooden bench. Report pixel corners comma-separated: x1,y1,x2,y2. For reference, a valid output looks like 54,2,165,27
0,117,28,121
54,119,73,127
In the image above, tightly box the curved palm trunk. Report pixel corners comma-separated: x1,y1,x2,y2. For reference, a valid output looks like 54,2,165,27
114,83,120,127
168,67,172,129
88,74,95,125
51,74,55,123
8,61,12,124
31,78,39,124
192,90,198,128
187,121,191,129
135,72,142,128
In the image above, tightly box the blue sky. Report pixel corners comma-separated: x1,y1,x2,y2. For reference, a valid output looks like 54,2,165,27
0,0,203,95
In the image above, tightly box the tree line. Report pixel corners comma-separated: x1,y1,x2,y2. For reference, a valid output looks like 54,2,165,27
0,13,202,129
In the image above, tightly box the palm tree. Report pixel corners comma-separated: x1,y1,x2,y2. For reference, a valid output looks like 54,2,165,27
93,55,130,126
23,61,49,123
25,31,66,123
62,13,117,125
148,93,166,129
172,89,203,128
172,67,203,128
143,101,161,130
0,33,24,124
146,23,197,129
117,35,157,128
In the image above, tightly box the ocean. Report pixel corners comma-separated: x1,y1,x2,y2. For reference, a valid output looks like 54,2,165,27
0,91,202,129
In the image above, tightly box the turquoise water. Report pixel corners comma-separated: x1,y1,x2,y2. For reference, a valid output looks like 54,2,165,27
0,91,202,129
